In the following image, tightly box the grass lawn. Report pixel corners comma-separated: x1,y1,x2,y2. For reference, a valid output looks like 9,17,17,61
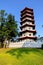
0,48,43,65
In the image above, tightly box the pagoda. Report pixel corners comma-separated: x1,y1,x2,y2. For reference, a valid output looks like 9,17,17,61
18,7,37,42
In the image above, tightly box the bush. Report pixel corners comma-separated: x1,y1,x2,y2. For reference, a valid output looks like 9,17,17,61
0,42,1,48
41,44,43,49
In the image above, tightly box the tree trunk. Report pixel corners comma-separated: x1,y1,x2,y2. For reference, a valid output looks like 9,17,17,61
8,40,10,48
0,39,4,48
3,38,7,48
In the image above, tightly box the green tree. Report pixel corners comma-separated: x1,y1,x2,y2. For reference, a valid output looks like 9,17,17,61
0,10,7,47
6,14,19,41
0,10,18,48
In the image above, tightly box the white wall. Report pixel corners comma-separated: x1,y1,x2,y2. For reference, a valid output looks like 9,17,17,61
22,32,33,37
9,41,43,48
22,27,33,31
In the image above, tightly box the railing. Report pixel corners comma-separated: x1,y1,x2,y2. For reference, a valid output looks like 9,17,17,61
21,28,35,31
22,13,32,17
21,17,34,22
21,22,34,26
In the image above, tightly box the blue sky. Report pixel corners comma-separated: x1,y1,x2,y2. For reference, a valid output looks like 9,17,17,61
0,0,43,37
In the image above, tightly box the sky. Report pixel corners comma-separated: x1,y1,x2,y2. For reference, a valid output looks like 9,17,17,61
0,0,43,37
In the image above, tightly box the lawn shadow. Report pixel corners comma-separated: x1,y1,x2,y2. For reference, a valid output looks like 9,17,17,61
6,48,29,58
6,48,43,58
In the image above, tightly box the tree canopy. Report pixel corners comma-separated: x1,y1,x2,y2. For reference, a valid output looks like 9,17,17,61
0,10,19,48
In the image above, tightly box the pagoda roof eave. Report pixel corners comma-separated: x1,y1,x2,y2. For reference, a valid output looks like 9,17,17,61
20,30,36,33
20,24,35,29
21,7,33,13
20,19,35,24
18,36,37,40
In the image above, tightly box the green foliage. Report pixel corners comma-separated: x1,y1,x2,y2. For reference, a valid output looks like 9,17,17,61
0,10,19,48
41,44,43,49
0,10,7,47
0,48,43,65
6,14,19,38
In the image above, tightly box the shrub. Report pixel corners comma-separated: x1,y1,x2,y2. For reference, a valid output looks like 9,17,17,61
41,44,43,49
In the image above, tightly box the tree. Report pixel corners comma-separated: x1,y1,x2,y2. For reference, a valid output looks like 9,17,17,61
0,10,7,47
0,10,19,48
5,14,19,42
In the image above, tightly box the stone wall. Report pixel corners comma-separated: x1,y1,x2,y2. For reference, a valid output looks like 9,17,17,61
9,41,43,48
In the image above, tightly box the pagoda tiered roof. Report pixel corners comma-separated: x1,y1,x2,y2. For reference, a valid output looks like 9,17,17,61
20,30,36,35
20,24,35,29
20,18,34,23
20,19,35,25
19,7,37,41
21,7,33,13
21,15,34,20
18,36,37,40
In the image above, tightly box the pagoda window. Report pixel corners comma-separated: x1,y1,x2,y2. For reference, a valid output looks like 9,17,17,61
29,34,31,36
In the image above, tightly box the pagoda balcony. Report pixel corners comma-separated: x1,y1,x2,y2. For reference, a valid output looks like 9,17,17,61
20,17,34,22
19,36,36,38
21,13,32,17
20,24,35,28
18,36,37,40
21,11,33,17
20,19,35,25
21,7,33,14
21,13,34,18
21,29,36,32
21,22,32,26
20,24,35,30
20,30,36,35
21,14,34,19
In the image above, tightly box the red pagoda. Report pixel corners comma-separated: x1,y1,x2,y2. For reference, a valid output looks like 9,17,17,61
18,7,37,42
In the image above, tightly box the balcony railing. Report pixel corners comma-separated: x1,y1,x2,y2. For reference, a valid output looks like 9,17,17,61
21,13,32,17
19,36,37,39
21,17,34,22
21,23,35,26
21,29,36,32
